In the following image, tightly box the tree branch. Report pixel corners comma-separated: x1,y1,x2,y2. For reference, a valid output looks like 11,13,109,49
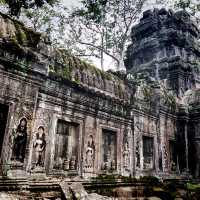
78,40,120,64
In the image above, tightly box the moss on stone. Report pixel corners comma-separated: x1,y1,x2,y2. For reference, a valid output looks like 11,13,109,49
0,12,125,90
14,23,27,45
139,176,160,186
62,66,72,80
93,174,118,183
50,48,123,87
153,187,164,192
141,84,152,101
9,37,24,54
186,183,200,191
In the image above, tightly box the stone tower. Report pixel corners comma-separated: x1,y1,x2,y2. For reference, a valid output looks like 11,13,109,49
125,8,200,97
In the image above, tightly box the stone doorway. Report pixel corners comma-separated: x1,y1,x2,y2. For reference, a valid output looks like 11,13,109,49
143,136,154,170
54,120,79,171
0,103,9,158
101,129,117,171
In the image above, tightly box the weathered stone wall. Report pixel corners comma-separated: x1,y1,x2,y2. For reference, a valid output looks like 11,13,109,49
0,67,39,176
0,9,199,183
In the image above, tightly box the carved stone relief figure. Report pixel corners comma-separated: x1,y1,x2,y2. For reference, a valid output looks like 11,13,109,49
123,128,131,171
11,118,27,163
149,120,156,133
123,142,130,170
135,121,142,169
85,135,95,169
135,84,147,100
169,140,176,172
163,145,168,171
33,126,46,168
136,140,141,168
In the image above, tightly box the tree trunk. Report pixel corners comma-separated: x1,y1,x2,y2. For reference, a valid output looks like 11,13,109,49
101,27,104,71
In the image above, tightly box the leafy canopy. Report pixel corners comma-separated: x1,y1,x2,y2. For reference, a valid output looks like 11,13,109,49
77,0,108,23
0,0,58,16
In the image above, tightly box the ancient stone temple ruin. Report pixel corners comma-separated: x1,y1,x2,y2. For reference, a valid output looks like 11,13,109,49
0,8,200,199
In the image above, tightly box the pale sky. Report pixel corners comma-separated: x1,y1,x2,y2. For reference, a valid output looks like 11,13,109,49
62,0,81,8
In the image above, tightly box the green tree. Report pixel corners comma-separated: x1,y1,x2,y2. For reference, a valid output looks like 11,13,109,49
68,0,148,70
19,2,69,47
0,0,58,17
175,0,200,25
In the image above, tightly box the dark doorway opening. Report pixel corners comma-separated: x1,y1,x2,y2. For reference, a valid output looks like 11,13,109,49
54,119,79,170
143,136,154,169
102,129,117,170
0,103,9,157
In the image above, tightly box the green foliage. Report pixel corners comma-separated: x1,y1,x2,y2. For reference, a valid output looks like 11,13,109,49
120,175,137,183
161,85,177,109
186,182,200,191
94,174,117,182
14,23,27,45
92,174,137,183
77,0,108,23
0,0,58,17
62,66,71,80
19,2,68,48
139,176,160,186
175,0,191,10
142,84,152,101
153,187,164,192
69,0,147,70
174,0,200,22
47,48,122,87
0,0,150,70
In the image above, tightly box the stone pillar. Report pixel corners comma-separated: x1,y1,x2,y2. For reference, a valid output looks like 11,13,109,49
130,125,134,177
46,113,57,172
154,134,159,173
184,121,189,173
141,137,144,170
122,126,133,177
160,117,168,173
134,127,143,172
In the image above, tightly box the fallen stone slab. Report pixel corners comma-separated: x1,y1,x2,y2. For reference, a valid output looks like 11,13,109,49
148,197,162,200
0,192,19,200
60,182,112,200
70,182,88,199
59,181,73,200
86,193,112,200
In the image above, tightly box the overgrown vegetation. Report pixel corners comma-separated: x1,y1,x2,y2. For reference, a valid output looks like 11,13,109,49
0,0,199,71
89,176,200,199
91,175,160,184
0,0,58,17
49,48,123,85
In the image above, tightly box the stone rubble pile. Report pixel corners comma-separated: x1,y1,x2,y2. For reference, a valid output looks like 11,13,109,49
60,181,112,200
